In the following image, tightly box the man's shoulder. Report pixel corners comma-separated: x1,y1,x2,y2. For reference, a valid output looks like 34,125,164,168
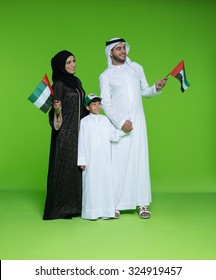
130,61,143,70
100,62,143,77
100,67,112,78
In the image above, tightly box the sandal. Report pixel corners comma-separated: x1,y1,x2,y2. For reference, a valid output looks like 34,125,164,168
115,210,120,219
138,206,151,219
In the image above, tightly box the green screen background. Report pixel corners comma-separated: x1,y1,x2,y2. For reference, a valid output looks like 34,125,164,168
0,0,215,260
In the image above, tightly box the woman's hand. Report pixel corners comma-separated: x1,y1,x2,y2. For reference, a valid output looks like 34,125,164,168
53,100,61,109
53,100,62,115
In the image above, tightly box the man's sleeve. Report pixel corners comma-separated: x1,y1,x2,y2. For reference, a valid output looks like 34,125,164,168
137,63,161,97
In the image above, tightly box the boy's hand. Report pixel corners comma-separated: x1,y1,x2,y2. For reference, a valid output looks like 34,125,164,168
79,166,86,171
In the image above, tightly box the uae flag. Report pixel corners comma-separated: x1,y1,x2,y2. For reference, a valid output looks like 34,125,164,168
28,74,54,113
169,60,190,92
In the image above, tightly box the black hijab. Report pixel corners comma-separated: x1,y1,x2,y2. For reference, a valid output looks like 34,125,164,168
51,50,79,88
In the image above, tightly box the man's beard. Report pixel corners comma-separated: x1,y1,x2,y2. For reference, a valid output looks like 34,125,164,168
112,54,126,64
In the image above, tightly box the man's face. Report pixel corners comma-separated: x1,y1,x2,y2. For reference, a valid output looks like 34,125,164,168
110,43,127,65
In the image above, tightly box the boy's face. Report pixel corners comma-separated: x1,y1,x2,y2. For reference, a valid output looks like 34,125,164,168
87,100,101,115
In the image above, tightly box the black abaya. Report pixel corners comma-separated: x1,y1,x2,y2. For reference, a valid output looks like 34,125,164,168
43,80,88,220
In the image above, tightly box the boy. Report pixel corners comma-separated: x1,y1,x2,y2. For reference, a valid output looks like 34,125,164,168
78,93,126,220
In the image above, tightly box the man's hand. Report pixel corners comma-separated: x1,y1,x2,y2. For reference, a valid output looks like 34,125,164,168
121,120,133,133
155,77,168,91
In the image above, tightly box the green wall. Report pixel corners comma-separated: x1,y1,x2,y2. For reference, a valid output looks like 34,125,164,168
0,0,215,192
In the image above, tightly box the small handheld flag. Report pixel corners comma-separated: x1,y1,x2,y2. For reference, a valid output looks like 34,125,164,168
168,60,190,92
28,74,54,113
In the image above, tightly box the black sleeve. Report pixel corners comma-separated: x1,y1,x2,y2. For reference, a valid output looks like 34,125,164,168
48,81,63,128
53,81,64,101
76,78,89,119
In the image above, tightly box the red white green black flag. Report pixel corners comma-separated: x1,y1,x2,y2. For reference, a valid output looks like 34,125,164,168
169,60,190,92
28,74,54,113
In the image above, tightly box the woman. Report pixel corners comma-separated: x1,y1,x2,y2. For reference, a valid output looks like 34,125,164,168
43,50,88,220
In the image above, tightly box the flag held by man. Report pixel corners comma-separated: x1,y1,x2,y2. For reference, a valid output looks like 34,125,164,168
169,60,190,92
28,74,54,113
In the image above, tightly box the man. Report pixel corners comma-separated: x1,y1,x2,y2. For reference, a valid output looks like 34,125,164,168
99,37,167,219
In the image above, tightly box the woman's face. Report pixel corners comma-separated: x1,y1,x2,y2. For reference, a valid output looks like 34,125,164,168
65,55,76,74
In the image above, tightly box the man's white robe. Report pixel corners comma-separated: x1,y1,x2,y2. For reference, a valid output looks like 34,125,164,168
78,113,125,220
99,62,160,210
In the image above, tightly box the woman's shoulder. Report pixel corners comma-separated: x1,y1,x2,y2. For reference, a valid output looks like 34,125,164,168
53,80,62,85
76,77,83,86
53,80,64,89
52,80,64,100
